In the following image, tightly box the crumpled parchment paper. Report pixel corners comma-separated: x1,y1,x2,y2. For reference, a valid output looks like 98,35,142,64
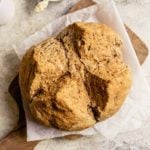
15,1,150,141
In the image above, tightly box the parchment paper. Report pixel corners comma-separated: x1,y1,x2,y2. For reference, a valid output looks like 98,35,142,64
15,1,150,141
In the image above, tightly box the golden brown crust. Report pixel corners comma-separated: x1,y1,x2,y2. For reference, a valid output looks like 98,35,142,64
19,22,132,131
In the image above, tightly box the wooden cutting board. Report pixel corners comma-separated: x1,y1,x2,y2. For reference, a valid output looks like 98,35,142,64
0,0,148,149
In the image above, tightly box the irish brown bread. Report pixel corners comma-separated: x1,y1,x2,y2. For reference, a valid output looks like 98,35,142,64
19,22,132,131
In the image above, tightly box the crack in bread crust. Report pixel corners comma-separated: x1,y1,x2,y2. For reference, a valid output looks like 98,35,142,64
58,31,109,121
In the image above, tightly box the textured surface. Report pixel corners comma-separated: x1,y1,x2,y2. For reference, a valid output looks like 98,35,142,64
0,0,150,149
19,23,131,131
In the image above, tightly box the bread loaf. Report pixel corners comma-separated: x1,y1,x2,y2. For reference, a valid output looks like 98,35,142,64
19,22,132,131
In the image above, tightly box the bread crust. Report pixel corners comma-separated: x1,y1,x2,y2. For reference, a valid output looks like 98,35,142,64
19,22,132,131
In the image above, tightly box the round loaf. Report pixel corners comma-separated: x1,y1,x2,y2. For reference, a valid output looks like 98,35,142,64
19,22,132,131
